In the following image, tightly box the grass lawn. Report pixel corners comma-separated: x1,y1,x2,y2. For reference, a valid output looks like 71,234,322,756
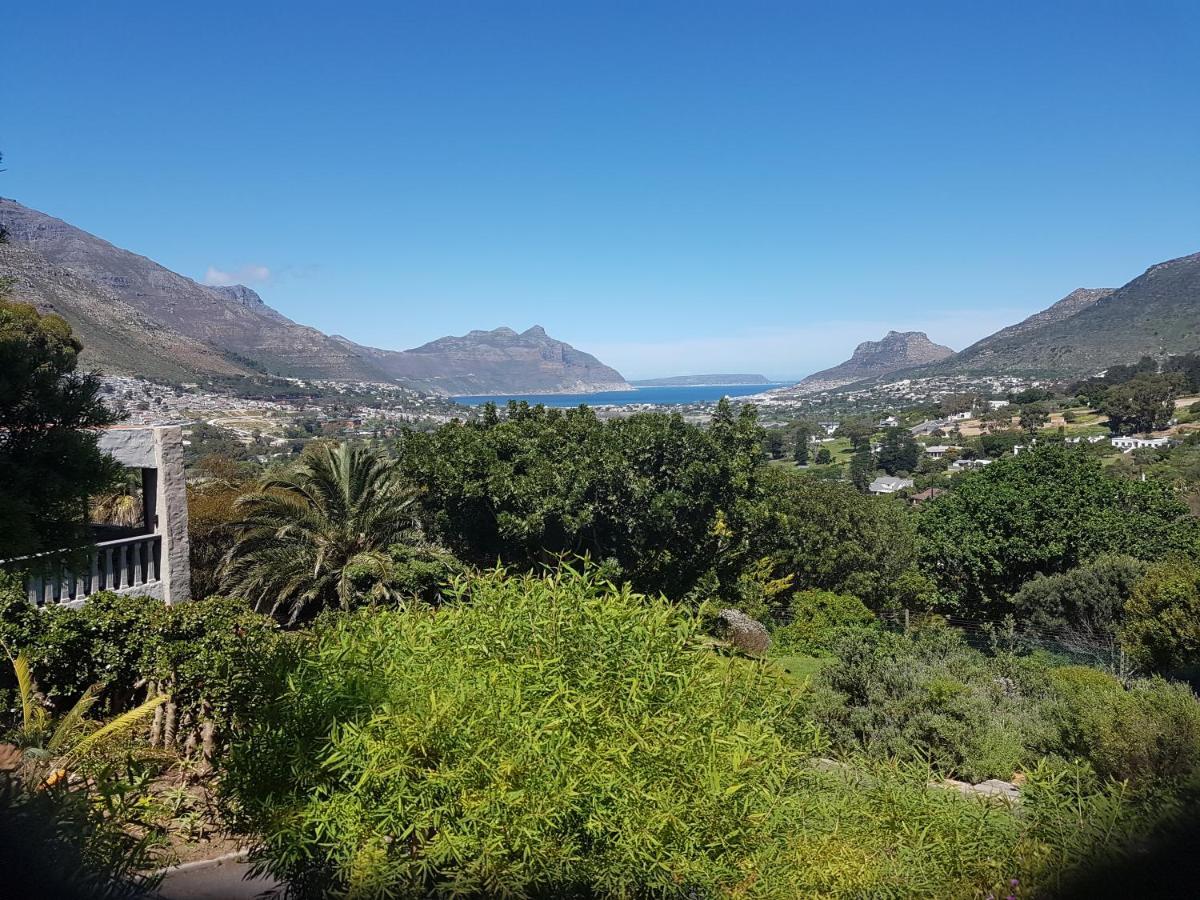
768,653,827,686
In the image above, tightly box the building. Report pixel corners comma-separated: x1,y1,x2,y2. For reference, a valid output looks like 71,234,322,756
1111,436,1171,452
923,445,958,459
986,400,1011,410
908,487,946,506
7,425,192,608
868,475,914,495
817,421,840,436
949,458,993,472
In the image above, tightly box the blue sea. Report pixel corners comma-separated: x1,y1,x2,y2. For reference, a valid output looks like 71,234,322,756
453,384,787,408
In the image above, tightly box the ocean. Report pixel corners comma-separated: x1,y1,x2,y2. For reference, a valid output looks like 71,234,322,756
452,384,787,408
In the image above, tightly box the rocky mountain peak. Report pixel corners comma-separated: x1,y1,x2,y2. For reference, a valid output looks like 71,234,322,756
780,330,954,395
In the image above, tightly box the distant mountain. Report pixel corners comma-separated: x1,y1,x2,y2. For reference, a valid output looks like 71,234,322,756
631,374,770,387
0,198,630,394
926,253,1200,378
341,326,633,395
779,331,954,395
0,240,254,382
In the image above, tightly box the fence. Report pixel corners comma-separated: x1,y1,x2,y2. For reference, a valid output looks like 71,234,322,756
18,533,163,608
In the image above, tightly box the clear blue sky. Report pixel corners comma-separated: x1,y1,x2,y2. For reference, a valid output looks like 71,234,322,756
4,1,1199,380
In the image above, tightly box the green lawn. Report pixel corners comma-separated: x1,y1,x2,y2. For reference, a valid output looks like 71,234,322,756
768,653,827,686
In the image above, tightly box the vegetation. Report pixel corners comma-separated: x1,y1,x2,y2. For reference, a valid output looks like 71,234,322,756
0,296,121,562
220,442,420,622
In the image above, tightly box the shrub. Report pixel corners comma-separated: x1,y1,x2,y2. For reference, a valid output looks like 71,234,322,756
220,565,823,898
808,626,1055,782
0,584,282,756
1122,557,1200,674
1048,666,1200,784
772,589,877,656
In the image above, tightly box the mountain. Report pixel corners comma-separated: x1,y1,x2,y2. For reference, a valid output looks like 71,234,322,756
630,374,770,387
0,240,255,382
0,198,630,394
780,331,955,394
340,326,633,395
926,253,1200,378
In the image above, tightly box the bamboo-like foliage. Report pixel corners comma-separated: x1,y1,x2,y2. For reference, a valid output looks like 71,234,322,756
219,442,419,622
221,567,1156,899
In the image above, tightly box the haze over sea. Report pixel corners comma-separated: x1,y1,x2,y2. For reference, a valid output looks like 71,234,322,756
453,384,787,408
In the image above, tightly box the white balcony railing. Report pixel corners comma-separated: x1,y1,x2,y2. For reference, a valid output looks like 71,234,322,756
22,534,163,608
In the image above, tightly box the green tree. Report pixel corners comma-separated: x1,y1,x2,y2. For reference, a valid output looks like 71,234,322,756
1122,558,1200,673
0,297,121,562
396,403,764,604
876,426,920,475
834,418,875,451
1011,555,1148,647
814,446,833,465
219,442,419,622
849,447,875,491
791,423,812,465
751,467,931,610
917,445,1200,612
1103,373,1182,435
1018,402,1050,436
763,429,785,460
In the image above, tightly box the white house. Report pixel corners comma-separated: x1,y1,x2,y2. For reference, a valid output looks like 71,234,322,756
868,475,914,494
987,400,1011,410
949,458,993,472
1111,436,1171,452
924,444,959,459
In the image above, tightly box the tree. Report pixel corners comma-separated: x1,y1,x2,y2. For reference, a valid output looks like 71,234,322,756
876,426,920,475
792,423,812,466
1122,558,1200,673
834,418,875,451
917,444,1200,612
979,406,1013,433
1011,555,1148,653
815,447,833,465
396,403,764,604
220,442,419,622
764,430,785,460
1018,403,1050,437
849,447,875,491
1102,373,1181,435
0,296,121,562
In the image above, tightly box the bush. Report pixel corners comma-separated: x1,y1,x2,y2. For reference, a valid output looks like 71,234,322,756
772,589,877,656
808,625,1055,782
0,582,282,756
221,565,821,897
1011,555,1147,641
1048,666,1200,784
1122,558,1200,674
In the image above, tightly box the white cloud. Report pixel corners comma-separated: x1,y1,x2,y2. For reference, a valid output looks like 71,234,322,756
202,263,271,287
587,307,1032,382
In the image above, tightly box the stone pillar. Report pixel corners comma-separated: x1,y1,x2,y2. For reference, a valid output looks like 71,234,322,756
152,426,192,604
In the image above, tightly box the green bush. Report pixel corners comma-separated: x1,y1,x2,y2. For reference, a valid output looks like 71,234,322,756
1048,666,1200,784
772,589,877,656
220,565,822,898
0,580,282,754
1121,557,1200,673
808,625,1055,782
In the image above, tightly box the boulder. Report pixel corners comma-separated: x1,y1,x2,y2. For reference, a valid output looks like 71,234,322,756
714,609,771,656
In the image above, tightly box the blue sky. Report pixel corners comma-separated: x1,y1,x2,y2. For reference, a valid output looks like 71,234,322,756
4,2,1198,380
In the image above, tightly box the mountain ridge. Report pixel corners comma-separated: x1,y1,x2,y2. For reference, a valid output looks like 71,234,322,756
0,198,631,395
779,331,955,395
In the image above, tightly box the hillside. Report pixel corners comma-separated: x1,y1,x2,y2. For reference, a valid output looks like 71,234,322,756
0,241,255,382
0,198,395,382
343,326,633,395
0,198,630,394
779,331,954,395
631,374,769,387
910,253,1200,380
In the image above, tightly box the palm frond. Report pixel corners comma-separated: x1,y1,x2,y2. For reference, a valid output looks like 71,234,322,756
47,684,102,753
62,694,167,764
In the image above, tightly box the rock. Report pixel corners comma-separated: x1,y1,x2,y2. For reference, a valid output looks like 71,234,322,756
714,609,771,656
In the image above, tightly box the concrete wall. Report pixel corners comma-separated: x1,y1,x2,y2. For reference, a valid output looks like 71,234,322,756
98,426,192,604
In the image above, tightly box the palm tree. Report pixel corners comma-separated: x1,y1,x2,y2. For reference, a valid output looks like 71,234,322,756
219,442,419,622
